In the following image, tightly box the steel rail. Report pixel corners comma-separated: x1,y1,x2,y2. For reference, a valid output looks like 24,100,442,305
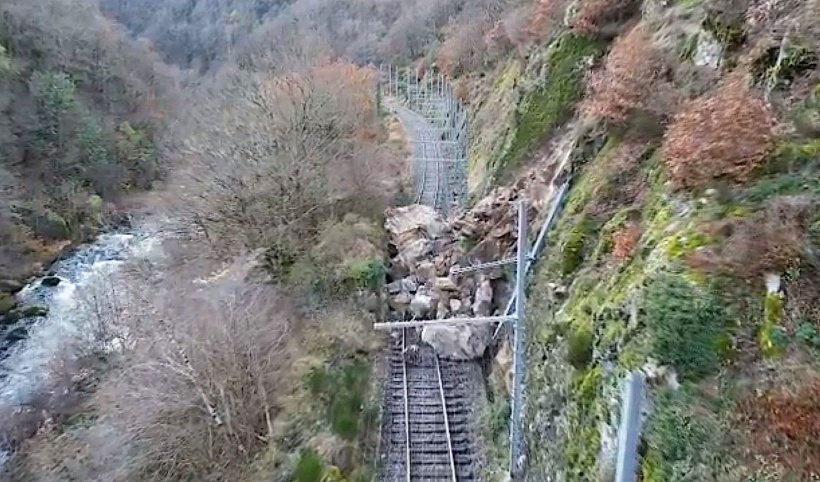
402,329,411,482
435,355,458,482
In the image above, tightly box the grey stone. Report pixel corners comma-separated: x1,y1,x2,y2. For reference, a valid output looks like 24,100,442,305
421,323,491,360
410,293,433,318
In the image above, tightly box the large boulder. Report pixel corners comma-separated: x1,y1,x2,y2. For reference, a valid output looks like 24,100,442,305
422,323,492,360
472,278,494,317
385,205,448,244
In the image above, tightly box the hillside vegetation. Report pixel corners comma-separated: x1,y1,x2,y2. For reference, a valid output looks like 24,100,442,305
3,0,820,481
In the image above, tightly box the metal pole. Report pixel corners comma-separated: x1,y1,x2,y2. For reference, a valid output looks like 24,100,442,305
615,373,645,482
510,199,527,479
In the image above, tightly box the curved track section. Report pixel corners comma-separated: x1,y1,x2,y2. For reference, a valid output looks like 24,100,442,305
396,106,445,211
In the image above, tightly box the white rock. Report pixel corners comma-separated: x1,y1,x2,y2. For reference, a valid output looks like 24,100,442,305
473,278,493,317
421,323,491,360
401,277,419,293
449,299,462,314
410,293,433,318
765,273,781,294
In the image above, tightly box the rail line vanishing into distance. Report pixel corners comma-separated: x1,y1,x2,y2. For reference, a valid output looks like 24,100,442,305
377,66,476,482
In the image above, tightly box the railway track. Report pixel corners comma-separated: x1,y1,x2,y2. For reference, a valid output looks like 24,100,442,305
380,329,477,482
380,81,479,482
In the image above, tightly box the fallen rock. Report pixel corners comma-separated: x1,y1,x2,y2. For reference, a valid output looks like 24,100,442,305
436,299,449,319
385,205,448,242
416,261,437,282
400,277,419,293
41,276,61,287
473,278,493,317
386,280,403,294
434,276,459,292
396,239,432,269
4,326,28,343
410,293,433,318
421,323,491,360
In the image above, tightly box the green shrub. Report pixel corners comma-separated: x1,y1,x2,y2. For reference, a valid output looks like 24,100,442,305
343,257,385,291
561,218,591,276
796,322,820,349
642,273,727,379
294,450,325,482
643,388,722,481
564,366,603,479
309,359,372,441
567,327,594,369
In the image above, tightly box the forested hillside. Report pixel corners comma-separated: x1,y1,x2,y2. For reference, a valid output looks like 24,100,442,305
0,0,175,282
2,0,820,481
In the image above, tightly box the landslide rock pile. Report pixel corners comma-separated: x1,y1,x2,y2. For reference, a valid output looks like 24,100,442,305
383,165,560,360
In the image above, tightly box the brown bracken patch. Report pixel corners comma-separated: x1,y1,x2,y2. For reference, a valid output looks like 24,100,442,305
740,378,820,477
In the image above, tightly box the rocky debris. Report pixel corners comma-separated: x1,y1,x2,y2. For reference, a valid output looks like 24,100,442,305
434,276,459,292
41,276,61,287
492,339,513,395
381,159,566,359
410,292,433,318
422,323,492,361
4,326,28,343
472,277,494,317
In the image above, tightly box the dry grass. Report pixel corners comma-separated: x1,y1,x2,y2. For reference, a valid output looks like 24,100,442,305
582,24,663,123
570,0,638,34
740,376,820,477
690,196,816,280
526,0,568,44
663,73,778,188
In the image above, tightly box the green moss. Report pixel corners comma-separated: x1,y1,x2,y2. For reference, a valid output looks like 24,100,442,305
759,291,788,358
564,366,603,480
565,136,621,216
643,272,728,379
342,257,385,291
752,42,817,89
644,388,724,481
567,326,594,369
498,33,603,171
294,450,325,482
665,230,713,259
561,217,591,276
702,15,744,50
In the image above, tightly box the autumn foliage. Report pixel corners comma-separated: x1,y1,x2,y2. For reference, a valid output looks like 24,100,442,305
741,378,820,476
570,0,637,34
690,196,814,280
526,0,567,42
663,74,777,188
582,24,662,122
611,221,642,260
437,19,491,77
